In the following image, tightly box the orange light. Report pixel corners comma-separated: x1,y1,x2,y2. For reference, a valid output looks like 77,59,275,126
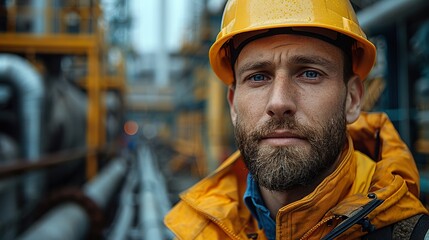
124,121,139,135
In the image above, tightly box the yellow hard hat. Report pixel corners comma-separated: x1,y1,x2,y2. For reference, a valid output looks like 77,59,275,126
209,0,377,85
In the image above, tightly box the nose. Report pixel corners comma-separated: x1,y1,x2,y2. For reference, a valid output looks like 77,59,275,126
266,77,297,118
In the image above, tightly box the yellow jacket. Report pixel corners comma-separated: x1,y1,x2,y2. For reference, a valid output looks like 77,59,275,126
164,112,428,239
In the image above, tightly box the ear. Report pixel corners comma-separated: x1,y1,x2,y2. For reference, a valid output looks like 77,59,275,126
227,86,237,126
345,75,364,124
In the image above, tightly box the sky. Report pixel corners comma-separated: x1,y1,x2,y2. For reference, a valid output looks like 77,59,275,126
129,0,225,54
130,0,189,53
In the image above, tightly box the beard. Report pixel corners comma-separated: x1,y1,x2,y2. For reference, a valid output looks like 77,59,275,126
234,107,347,192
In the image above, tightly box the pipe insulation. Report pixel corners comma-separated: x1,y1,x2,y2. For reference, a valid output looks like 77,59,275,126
138,145,172,239
0,54,44,160
0,54,45,205
107,157,138,240
18,159,128,240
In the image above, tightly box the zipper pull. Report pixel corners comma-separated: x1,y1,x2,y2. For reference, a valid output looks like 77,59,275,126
321,193,383,240
247,233,258,239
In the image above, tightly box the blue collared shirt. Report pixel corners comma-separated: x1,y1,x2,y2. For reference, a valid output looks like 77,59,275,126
244,174,276,240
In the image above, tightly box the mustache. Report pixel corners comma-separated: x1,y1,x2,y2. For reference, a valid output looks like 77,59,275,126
249,117,314,141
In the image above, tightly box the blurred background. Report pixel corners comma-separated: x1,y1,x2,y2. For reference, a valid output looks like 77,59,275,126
0,0,428,239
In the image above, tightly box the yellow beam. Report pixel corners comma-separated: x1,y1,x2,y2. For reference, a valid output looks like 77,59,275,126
0,33,97,54
86,48,101,179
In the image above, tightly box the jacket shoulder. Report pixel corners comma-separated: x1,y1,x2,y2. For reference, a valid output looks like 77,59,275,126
164,200,225,239
164,151,255,239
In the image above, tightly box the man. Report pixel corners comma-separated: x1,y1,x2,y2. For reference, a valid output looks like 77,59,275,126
165,0,429,239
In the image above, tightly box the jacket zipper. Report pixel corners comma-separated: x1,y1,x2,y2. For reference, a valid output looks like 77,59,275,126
299,215,337,240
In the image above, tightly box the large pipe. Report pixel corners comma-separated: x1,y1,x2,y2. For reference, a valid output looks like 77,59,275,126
18,159,128,240
138,145,172,239
107,156,138,240
0,54,44,234
357,0,429,34
107,145,173,240
32,0,46,34
156,0,169,87
0,54,44,161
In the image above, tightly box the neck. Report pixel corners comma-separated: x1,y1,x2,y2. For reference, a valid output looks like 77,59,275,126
259,157,341,219
259,183,318,219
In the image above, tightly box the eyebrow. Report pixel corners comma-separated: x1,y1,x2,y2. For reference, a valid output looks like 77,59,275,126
288,55,337,71
236,54,338,77
236,60,273,77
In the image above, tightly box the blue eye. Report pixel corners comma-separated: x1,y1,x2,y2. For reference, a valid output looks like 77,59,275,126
249,74,266,81
303,70,319,78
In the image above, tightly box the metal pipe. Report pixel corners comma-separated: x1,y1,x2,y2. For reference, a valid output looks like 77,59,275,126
357,0,429,34
109,201,134,240
138,145,172,239
156,0,169,87
0,54,44,238
84,158,127,207
32,0,46,34
0,54,44,161
106,168,137,240
18,159,127,240
141,146,171,217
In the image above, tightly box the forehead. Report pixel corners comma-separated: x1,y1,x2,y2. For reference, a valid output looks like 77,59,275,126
237,34,344,62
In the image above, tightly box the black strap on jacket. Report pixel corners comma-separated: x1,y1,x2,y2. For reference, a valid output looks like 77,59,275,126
363,214,429,240
411,214,429,239
322,194,383,240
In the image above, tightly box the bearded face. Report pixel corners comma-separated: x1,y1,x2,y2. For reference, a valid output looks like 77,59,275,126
229,34,361,192
233,107,347,191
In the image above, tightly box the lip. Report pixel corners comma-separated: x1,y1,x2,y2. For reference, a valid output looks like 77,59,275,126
260,130,306,146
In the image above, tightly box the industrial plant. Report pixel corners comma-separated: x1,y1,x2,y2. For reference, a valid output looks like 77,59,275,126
0,0,428,239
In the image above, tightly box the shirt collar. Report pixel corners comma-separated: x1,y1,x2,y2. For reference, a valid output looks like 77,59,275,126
244,174,276,240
